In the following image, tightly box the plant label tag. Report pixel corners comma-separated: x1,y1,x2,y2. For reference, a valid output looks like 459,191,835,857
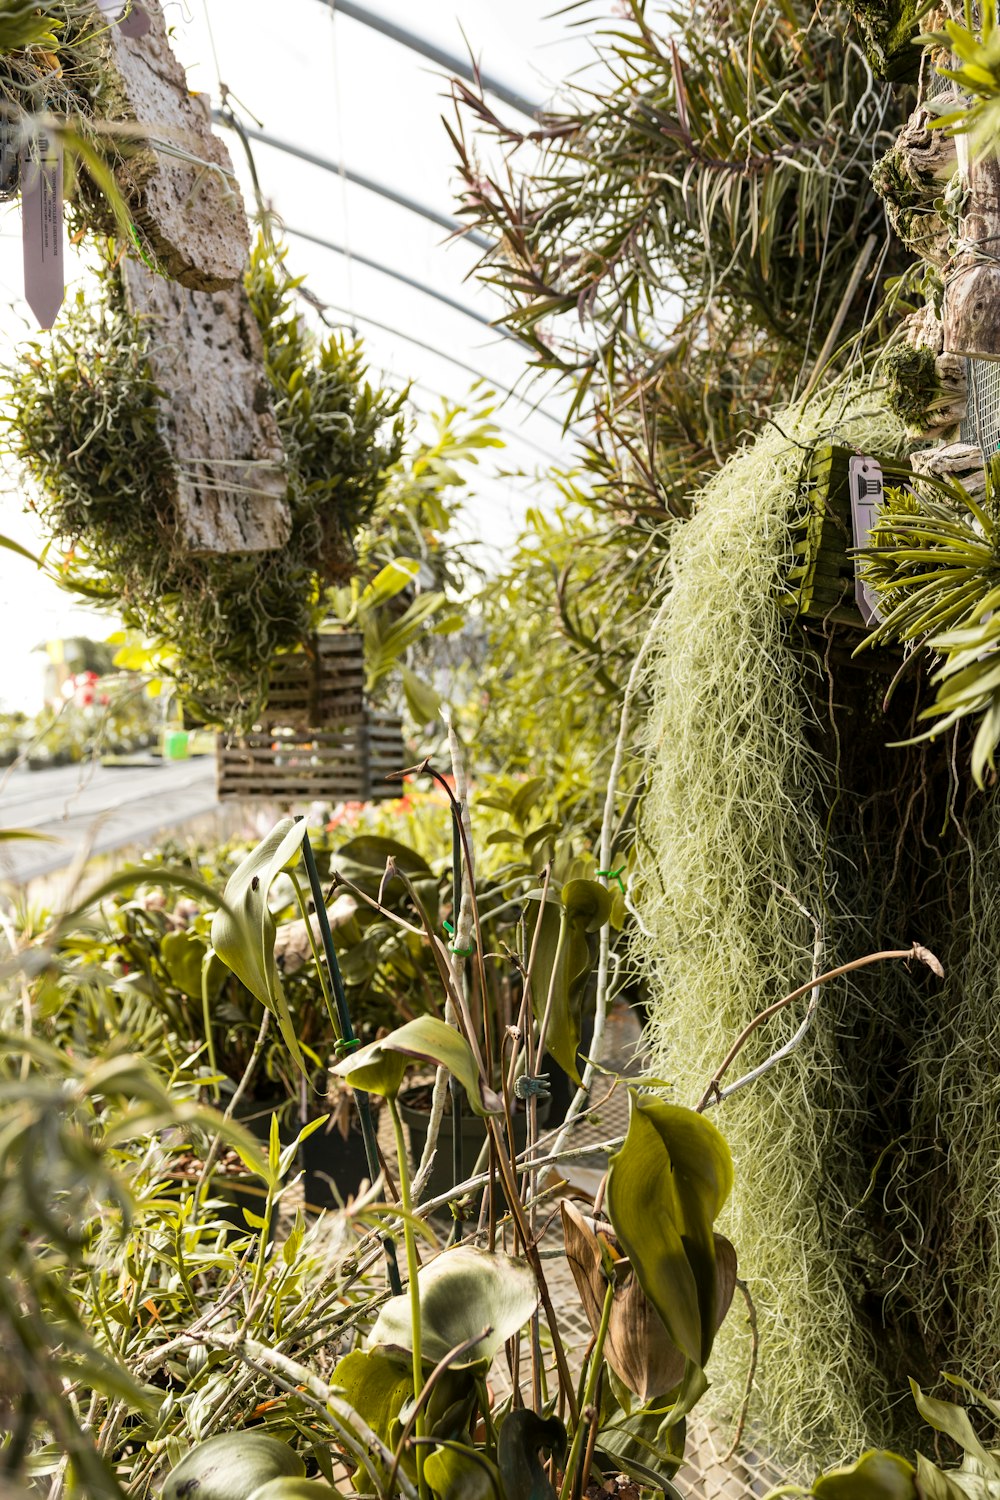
95,0,150,36
119,3,151,38
848,454,884,627
21,129,64,330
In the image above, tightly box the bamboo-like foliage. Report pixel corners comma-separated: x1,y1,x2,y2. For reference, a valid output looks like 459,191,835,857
450,0,908,510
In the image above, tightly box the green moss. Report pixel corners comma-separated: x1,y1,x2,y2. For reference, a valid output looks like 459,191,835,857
7,242,404,725
849,0,925,83
879,344,941,430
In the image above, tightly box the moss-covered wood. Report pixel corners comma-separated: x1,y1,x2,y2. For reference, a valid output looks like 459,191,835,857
6,243,405,725
871,101,959,268
943,125,1000,358
122,259,290,554
880,342,967,436
848,0,926,81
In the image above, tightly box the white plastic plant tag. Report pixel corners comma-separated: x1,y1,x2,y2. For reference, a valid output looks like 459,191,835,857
848,454,884,627
95,0,150,36
21,127,64,330
119,3,151,38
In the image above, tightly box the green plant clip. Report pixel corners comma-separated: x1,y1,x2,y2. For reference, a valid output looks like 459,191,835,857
334,1037,361,1059
449,942,476,957
442,919,455,935
597,865,626,894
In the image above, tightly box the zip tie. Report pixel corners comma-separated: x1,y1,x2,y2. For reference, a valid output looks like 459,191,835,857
442,918,473,955
334,1037,361,1059
597,865,626,894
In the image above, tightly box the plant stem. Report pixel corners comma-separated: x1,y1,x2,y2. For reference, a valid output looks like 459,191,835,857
695,945,930,1111
559,1277,614,1500
194,1008,270,1214
288,866,340,1041
388,1094,429,1500
200,951,220,1102
251,1180,276,1296
299,826,402,1296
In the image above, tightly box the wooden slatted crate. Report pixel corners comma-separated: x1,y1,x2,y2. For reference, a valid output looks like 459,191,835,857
215,631,405,803
217,710,405,803
261,632,366,727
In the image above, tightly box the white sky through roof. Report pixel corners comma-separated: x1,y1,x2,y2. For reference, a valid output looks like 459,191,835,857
0,0,601,711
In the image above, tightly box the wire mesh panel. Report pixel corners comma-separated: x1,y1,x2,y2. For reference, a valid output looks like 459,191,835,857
961,357,1000,460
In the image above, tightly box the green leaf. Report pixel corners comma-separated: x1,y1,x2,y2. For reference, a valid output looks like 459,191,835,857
162,1433,305,1500
160,931,224,1001
597,1389,687,1495
808,1451,918,1500
523,821,562,855
914,1456,973,1500
332,1016,502,1112
526,884,606,1087
247,1482,345,1500
58,866,230,932
334,836,432,886
497,1410,566,1500
606,1097,733,1373
908,1383,997,1470
401,666,442,725
368,1247,538,1370
510,776,548,824
425,1444,502,1500
358,558,421,611
561,878,613,932
331,1348,413,1496
0,531,43,566
211,819,308,1074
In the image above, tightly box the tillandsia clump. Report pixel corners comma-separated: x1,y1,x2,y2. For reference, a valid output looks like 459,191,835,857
768,1377,1000,1500
0,3,142,237
6,240,405,725
859,458,1000,785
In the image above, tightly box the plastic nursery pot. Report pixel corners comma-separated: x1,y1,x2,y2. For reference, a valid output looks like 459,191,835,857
163,728,190,760
399,1086,551,1213
230,1094,373,1217
301,1111,373,1211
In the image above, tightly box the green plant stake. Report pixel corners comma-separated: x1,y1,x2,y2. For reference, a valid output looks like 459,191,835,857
449,798,466,1240
299,823,402,1297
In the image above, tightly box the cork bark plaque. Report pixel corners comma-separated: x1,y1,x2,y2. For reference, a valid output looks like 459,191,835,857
92,0,248,290
123,260,292,554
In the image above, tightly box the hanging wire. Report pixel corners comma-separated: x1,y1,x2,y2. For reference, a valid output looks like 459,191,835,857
200,0,225,105
327,2,356,322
